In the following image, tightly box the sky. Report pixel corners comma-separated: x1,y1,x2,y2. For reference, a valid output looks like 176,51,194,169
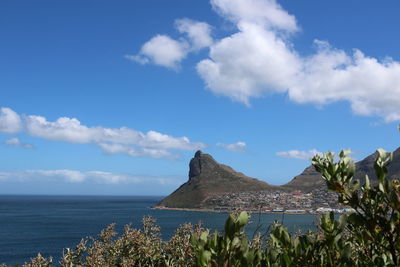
1,0,399,196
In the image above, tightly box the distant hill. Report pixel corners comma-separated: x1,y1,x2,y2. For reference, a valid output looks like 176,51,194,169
156,151,277,208
283,147,400,191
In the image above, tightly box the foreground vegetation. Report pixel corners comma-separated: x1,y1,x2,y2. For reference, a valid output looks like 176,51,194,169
2,148,400,266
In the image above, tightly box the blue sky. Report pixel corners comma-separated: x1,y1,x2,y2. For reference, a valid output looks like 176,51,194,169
1,0,399,195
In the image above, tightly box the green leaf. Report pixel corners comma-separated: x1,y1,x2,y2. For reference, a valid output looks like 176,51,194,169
282,253,291,266
199,250,211,266
379,182,385,193
237,211,249,227
200,231,209,242
365,175,370,189
377,148,387,158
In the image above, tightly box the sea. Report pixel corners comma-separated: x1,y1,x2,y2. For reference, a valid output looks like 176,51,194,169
0,195,318,265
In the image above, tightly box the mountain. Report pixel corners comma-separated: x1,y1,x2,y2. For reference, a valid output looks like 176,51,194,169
283,147,400,191
156,151,277,209
354,147,400,181
282,165,325,190
156,148,400,209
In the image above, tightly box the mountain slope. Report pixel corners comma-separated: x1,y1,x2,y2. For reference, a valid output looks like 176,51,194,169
156,151,277,208
283,147,400,190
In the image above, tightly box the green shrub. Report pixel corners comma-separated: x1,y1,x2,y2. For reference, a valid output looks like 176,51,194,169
191,211,263,267
313,149,400,266
190,148,400,266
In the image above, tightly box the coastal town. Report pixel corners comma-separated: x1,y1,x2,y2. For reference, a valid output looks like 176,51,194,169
204,187,355,214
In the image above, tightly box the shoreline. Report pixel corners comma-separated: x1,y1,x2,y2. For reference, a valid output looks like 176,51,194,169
151,206,342,215
152,206,224,213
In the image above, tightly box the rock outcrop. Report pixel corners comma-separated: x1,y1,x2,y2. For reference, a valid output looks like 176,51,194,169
156,151,277,208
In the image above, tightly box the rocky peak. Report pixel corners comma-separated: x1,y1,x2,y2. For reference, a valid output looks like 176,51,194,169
189,152,202,179
189,150,218,180
194,150,202,158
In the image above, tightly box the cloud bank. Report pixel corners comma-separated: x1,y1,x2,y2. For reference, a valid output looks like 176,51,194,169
131,0,400,122
0,107,205,159
276,149,322,160
0,169,182,185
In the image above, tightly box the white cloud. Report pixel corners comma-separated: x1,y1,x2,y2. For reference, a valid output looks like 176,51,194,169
217,141,247,152
0,107,22,133
33,170,87,183
134,0,400,122
98,143,176,159
201,0,400,122
5,137,34,149
25,115,140,144
176,18,213,50
288,42,400,122
2,107,205,159
25,115,205,151
127,18,212,69
276,149,322,160
0,169,183,185
197,21,301,105
126,35,189,69
210,0,298,32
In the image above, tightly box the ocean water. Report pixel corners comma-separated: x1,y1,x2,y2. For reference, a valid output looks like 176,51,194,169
0,195,317,265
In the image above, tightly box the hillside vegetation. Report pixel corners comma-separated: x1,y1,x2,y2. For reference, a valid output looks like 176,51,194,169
3,145,400,266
